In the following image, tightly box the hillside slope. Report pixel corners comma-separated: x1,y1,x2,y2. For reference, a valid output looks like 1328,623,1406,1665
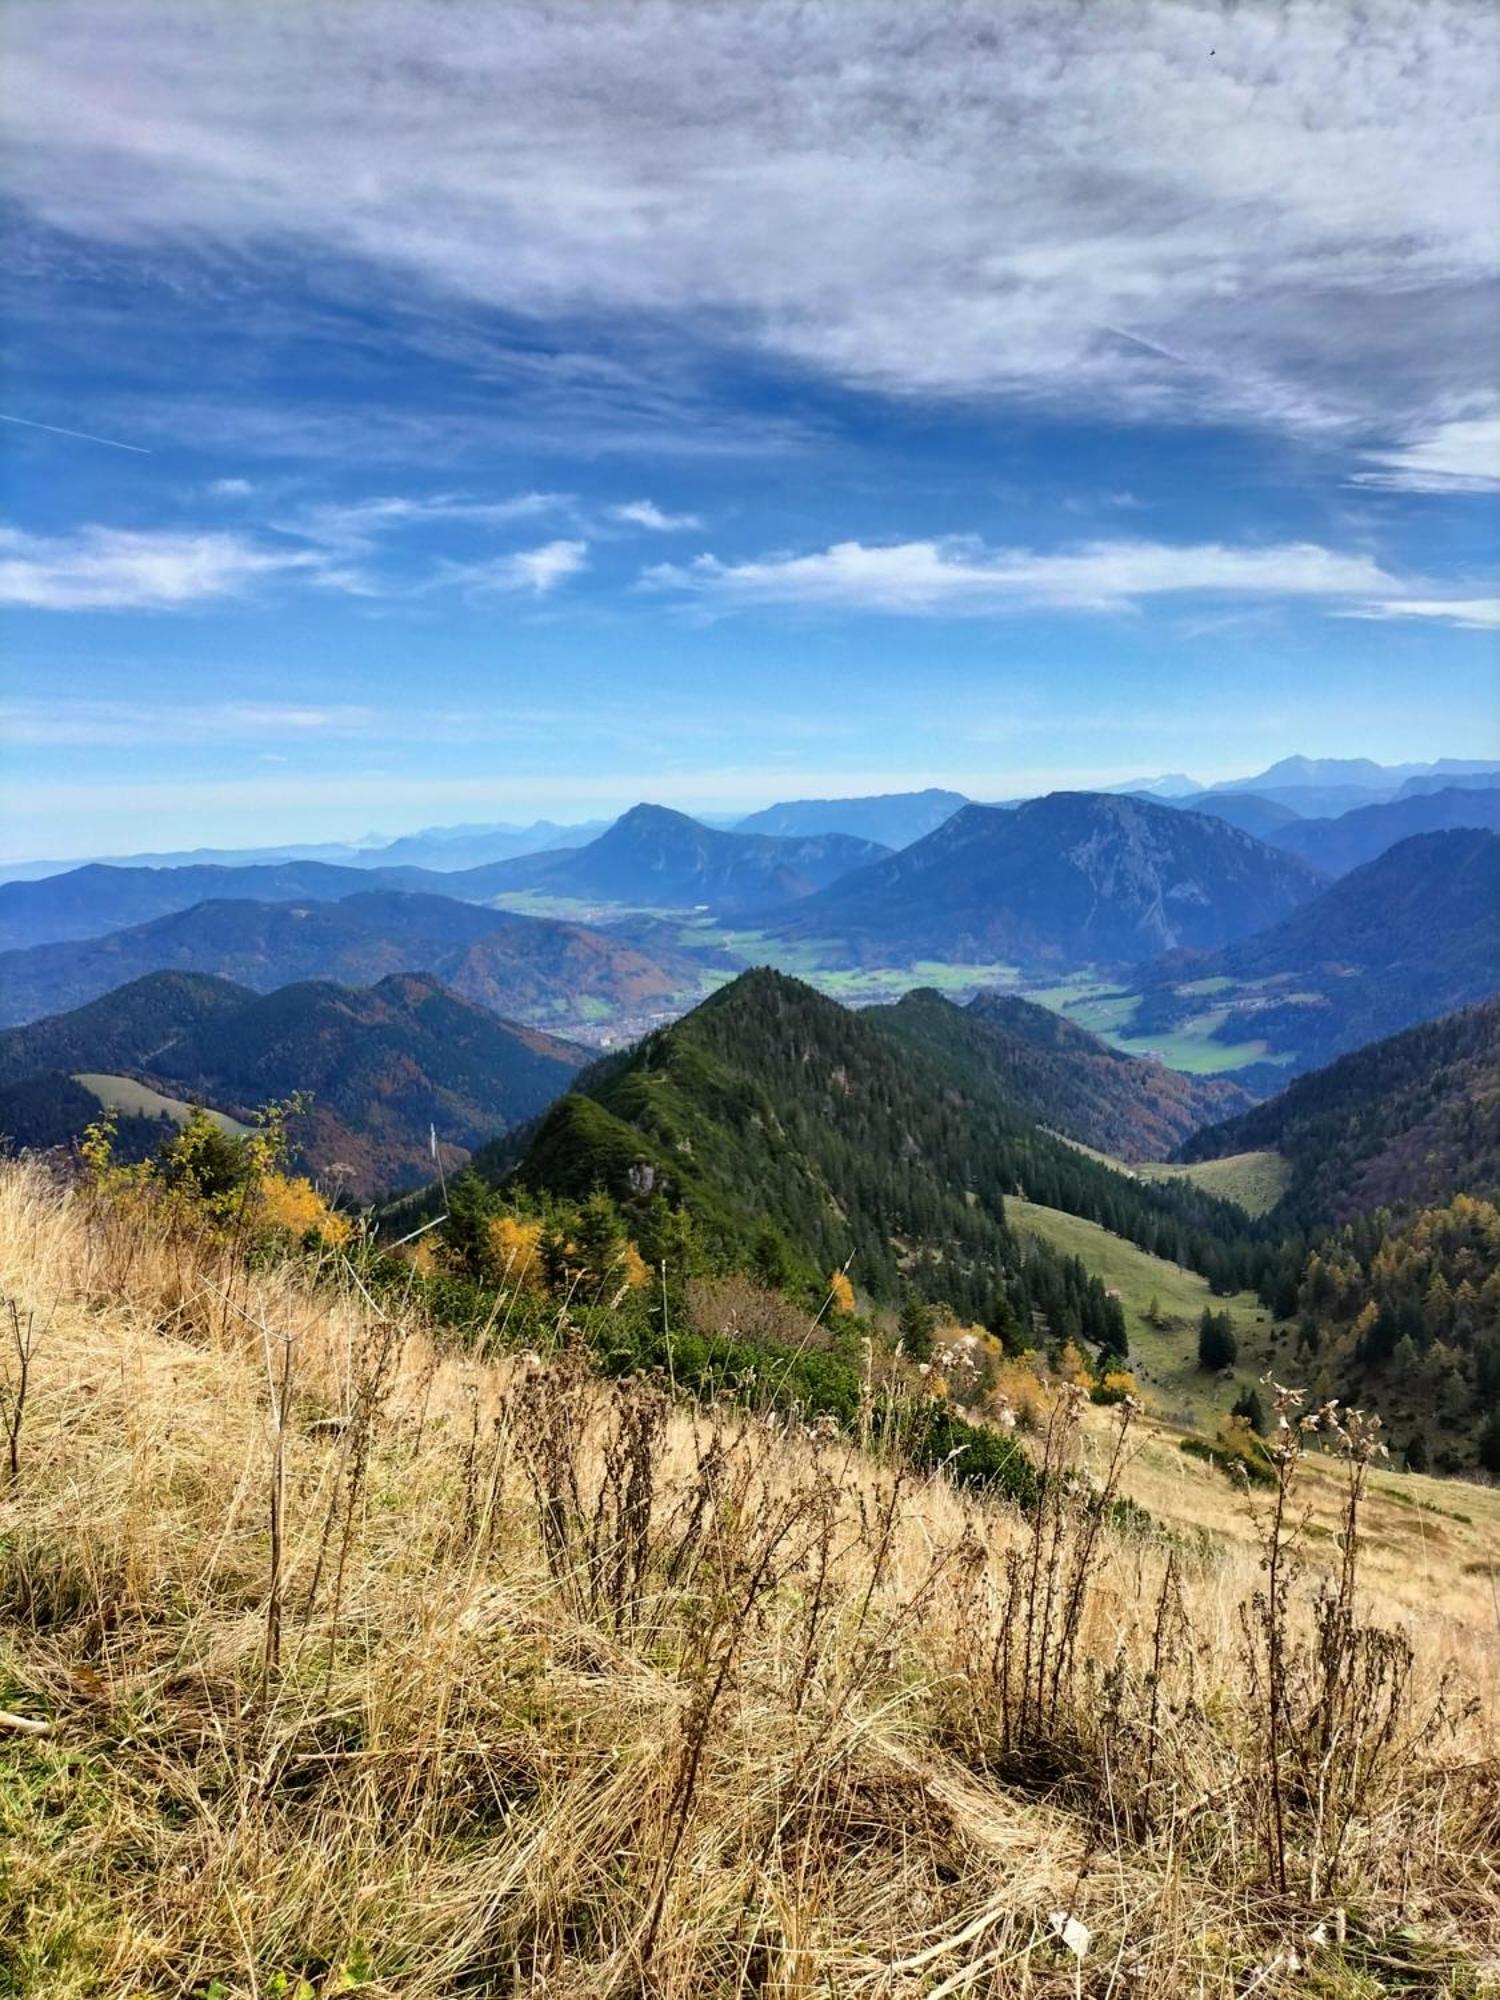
503,969,1257,1314
0,970,588,1195
1137,829,1500,1072
867,987,1251,1161
1182,997,1500,1227
0,891,706,1036
448,803,889,910
158,973,587,1194
3,1161,1493,1995
769,791,1323,967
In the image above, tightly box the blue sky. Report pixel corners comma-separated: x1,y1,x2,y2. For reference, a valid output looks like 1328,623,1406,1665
2,0,1497,861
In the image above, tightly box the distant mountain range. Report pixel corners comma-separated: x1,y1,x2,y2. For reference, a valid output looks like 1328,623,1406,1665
0,859,423,953
734,787,968,849
1170,792,1304,840
1135,828,1500,1075
769,791,1323,967
1193,756,1500,820
0,970,588,1197
0,805,895,951
0,891,709,1036
360,818,609,871
0,821,608,885
1104,774,1202,799
1182,997,1500,1228
1207,754,1499,795
1264,785,1500,875
7,758,1497,889
440,803,890,910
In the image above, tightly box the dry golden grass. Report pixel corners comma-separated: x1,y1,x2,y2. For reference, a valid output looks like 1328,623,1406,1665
0,1160,1496,1998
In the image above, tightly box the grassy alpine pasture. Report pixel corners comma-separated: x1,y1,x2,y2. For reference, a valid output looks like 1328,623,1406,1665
1140,1148,1292,1217
72,1071,249,1136
1039,1137,1291,1222
1006,1195,1278,1429
1082,1400,1500,1643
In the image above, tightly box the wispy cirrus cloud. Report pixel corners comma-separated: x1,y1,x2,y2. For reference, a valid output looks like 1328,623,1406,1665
1351,408,1500,494
0,699,382,746
645,536,1400,617
288,490,573,554
0,495,600,612
0,524,347,611
1341,596,1500,631
4,2,1495,442
444,538,589,596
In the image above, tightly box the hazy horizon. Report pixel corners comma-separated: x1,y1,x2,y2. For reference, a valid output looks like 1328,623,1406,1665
5,750,1497,872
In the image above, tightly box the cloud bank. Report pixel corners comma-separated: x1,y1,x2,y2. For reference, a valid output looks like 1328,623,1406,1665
5,0,1496,444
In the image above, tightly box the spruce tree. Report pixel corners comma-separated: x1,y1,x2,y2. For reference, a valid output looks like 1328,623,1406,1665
898,1293,936,1362
1197,1307,1238,1371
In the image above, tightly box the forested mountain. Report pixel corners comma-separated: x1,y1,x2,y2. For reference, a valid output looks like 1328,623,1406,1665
158,973,586,1195
770,791,1322,967
734,788,968,849
1137,830,1500,1073
1182,999,1500,1228
1267,785,1500,876
490,967,1500,1468
0,971,588,1197
443,803,889,910
0,891,707,1035
498,968,1259,1319
869,988,1251,1161
0,969,253,1084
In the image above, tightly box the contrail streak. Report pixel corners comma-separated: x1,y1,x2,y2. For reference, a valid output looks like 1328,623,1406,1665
0,412,151,453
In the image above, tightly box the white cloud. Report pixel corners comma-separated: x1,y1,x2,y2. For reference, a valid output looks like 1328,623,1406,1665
1352,409,1500,494
1341,596,1500,631
0,524,335,610
451,538,589,596
0,497,595,611
290,490,571,552
609,499,702,532
4,2,1496,436
208,477,254,497
646,536,1399,616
